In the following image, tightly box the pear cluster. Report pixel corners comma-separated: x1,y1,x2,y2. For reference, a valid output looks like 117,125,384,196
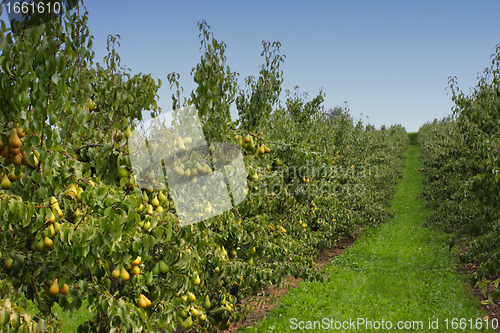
49,278,69,296
111,255,142,282
234,133,271,158
0,122,39,190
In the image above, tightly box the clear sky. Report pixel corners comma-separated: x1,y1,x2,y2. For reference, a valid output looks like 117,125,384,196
2,0,500,132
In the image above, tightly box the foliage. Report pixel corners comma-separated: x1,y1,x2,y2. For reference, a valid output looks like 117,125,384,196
418,44,500,304
0,3,408,332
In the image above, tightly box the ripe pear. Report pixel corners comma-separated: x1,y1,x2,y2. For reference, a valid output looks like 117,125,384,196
177,136,186,150
17,126,26,138
1,175,11,190
131,266,140,275
244,134,251,143
131,256,141,266
65,183,78,200
184,168,191,177
259,144,265,154
194,274,201,285
187,292,196,302
209,143,215,154
60,284,69,295
1,145,9,158
138,294,148,308
151,195,159,207
44,237,53,248
11,147,21,156
21,151,29,165
9,128,22,148
251,172,259,181
180,316,193,329
264,145,271,153
49,224,55,238
111,268,120,279
49,279,59,295
76,186,84,203
7,171,17,182
54,221,61,233
120,267,130,282
147,204,154,216
191,308,199,317
158,191,166,202
156,205,163,214
182,136,192,145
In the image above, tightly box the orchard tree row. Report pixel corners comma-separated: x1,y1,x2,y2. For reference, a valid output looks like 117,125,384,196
0,2,408,332
418,44,500,307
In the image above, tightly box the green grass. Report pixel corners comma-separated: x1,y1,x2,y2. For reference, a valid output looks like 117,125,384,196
238,146,495,332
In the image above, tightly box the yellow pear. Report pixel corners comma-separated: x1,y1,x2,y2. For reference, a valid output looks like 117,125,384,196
17,126,26,138
1,175,11,190
49,224,55,238
44,237,53,248
138,294,148,308
182,136,192,145
131,256,141,266
9,128,22,148
120,267,130,282
151,195,159,207
49,279,59,295
21,151,29,165
66,184,78,200
76,186,84,203
111,268,120,279
60,284,69,295
177,136,186,150
54,221,61,233
46,211,55,224
158,191,166,202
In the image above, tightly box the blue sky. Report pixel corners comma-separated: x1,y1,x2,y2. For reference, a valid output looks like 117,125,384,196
2,0,500,132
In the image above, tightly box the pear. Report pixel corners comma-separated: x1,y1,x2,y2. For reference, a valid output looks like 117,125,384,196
131,256,141,266
111,268,120,279
146,273,153,287
184,168,191,177
143,221,151,231
44,237,53,248
177,136,186,150
35,239,45,252
7,171,17,182
65,184,78,200
173,166,184,176
155,205,163,214
60,284,69,295
203,163,212,174
196,162,204,174
182,136,192,145
4,258,13,271
152,262,160,275
194,274,201,285
76,186,84,203
259,144,265,154
251,172,259,181
159,261,169,274
203,295,211,309
9,128,22,149
191,168,198,176
209,143,215,154
118,166,129,178
49,224,56,238
158,191,166,202
10,146,20,155
180,316,193,330
124,126,132,139
191,308,199,317
120,267,130,282
1,175,11,190
21,151,29,165
137,294,148,308
0,145,9,158
137,203,144,213
248,136,255,151
147,204,153,216
151,195,159,207
17,126,26,138
244,134,251,143
187,292,196,302
49,279,59,295
264,145,271,153
131,266,140,275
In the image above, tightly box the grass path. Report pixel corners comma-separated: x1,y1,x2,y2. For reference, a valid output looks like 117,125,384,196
239,145,495,332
